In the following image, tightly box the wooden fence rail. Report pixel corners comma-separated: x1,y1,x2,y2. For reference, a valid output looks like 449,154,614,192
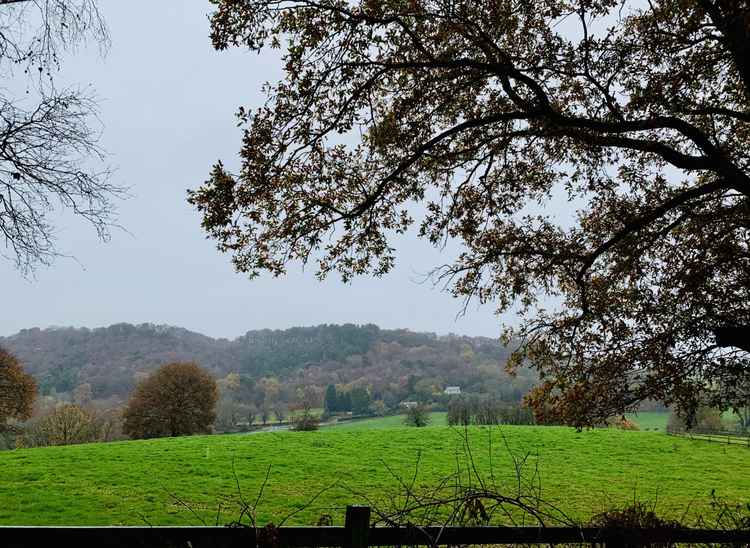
4,506,750,548
666,427,750,447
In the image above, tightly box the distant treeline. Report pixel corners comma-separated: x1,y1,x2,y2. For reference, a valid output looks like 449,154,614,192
0,324,534,411
447,396,536,426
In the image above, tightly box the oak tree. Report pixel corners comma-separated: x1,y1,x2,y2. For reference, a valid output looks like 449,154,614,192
0,347,37,431
190,1,750,427
123,362,219,439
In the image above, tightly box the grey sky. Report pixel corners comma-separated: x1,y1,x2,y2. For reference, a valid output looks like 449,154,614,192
0,0,510,340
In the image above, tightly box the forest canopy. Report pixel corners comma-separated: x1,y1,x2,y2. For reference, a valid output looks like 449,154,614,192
189,1,750,426
0,323,524,406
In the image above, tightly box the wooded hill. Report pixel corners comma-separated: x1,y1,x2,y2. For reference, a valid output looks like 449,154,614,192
0,323,535,406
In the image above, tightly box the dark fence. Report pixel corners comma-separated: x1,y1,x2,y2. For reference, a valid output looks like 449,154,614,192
667,426,750,446
4,506,750,548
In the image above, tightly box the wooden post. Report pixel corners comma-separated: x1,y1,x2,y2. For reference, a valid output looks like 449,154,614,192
345,505,371,548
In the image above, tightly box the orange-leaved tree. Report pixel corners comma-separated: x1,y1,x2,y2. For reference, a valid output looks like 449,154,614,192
123,362,218,439
0,347,37,432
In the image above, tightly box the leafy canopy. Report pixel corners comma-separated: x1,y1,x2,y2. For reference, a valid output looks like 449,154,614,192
189,0,750,426
123,362,219,439
0,347,37,430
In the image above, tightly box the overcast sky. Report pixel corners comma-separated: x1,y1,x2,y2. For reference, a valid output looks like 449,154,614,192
0,0,514,340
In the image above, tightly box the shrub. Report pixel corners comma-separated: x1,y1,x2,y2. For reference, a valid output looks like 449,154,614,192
403,405,431,427
20,404,125,448
291,408,320,431
590,501,680,529
23,404,96,447
606,416,640,431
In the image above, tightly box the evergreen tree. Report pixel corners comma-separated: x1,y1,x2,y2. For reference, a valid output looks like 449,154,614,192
339,391,352,412
324,384,338,413
350,387,371,416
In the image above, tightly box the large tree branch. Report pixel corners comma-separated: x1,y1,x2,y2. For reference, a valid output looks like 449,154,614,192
576,179,728,283
697,0,750,100
345,58,729,169
338,110,538,219
573,178,729,316
714,324,750,352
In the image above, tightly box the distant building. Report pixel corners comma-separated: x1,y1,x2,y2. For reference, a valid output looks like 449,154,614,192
400,401,419,409
444,386,461,395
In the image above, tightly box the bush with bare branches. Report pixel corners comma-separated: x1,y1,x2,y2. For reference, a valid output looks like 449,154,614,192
290,406,320,431
403,405,431,428
22,403,95,447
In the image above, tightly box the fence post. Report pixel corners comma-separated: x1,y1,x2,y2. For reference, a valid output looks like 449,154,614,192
345,505,371,548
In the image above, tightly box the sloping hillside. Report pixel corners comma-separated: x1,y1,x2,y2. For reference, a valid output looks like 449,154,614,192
0,323,532,404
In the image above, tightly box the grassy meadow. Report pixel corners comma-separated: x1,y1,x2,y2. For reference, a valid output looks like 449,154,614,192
325,412,448,430
1,419,748,527
625,411,670,432
328,411,666,431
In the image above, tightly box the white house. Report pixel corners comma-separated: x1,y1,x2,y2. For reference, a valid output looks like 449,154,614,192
444,386,461,395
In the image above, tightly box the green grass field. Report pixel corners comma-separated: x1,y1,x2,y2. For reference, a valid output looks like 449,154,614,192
1,424,748,527
333,411,668,432
622,410,743,433
325,412,447,429
625,411,670,432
